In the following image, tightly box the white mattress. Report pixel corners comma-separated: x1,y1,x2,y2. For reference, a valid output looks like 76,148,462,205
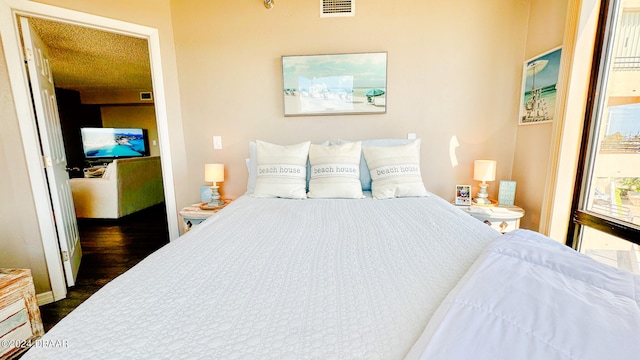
23,194,500,359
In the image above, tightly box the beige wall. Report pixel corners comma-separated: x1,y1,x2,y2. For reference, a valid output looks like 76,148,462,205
1,0,572,296
171,0,530,203
101,105,161,157
0,38,50,293
513,0,568,231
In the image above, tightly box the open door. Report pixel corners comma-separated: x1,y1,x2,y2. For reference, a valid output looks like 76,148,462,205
20,17,81,286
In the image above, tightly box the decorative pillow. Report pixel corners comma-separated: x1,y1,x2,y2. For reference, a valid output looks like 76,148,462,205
246,142,258,193
101,161,116,180
247,140,329,194
252,140,311,199
362,139,428,199
333,138,414,190
307,141,364,199
84,164,108,178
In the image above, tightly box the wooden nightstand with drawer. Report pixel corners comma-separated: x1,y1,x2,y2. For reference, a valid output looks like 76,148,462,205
0,268,44,359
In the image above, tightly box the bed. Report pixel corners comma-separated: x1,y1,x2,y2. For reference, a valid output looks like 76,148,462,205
21,139,640,359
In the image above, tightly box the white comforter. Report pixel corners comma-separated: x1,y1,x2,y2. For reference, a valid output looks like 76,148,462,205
23,194,500,359
405,229,640,360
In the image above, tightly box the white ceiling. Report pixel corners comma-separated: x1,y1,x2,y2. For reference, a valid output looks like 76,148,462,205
27,17,152,92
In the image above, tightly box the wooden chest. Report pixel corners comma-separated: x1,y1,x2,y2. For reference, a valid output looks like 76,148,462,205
0,269,44,359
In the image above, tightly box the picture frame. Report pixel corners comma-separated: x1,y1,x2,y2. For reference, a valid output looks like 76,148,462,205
498,180,517,206
200,186,212,203
282,52,387,116
455,184,472,205
519,46,562,125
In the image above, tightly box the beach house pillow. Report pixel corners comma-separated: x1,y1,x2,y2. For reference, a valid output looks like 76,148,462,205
362,139,428,199
307,141,364,199
247,140,330,194
253,140,310,199
246,142,258,194
332,138,414,190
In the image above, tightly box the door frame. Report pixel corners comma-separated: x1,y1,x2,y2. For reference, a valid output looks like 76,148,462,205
0,0,180,301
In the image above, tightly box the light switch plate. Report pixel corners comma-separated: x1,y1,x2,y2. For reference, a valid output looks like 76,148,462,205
213,136,222,149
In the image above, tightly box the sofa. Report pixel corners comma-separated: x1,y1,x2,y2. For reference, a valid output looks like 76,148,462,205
70,156,164,219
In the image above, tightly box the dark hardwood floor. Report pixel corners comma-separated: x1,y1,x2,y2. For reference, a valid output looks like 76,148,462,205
39,203,170,332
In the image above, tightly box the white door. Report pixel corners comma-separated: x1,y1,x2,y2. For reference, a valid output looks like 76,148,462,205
20,17,81,286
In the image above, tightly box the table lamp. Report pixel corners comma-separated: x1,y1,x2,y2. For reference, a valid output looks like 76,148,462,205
205,163,224,206
473,160,496,205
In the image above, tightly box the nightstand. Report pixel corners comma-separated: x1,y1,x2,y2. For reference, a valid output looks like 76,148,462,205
179,200,231,232
0,269,44,358
458,205,525,233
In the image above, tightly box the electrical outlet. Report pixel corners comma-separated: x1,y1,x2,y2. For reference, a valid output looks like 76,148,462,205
213,136,222,149
407,133,417,140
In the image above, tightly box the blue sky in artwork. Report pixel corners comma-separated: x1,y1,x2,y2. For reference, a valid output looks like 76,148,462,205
282,53,387,89
524,48,562,90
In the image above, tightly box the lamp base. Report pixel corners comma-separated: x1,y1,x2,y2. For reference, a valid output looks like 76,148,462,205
208,185,224,207
473,197,494,205
474,182,493,205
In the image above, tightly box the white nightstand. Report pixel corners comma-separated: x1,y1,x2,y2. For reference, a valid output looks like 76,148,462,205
179,200,231,232
458,205,525,233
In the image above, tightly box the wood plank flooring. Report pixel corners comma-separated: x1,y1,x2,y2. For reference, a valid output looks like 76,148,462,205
38,203,170,332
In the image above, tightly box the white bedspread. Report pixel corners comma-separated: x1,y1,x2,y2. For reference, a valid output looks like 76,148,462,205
23,194,500,359
405,229,640,360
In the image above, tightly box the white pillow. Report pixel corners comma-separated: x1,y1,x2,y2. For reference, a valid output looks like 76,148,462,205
307,141,364,199
332,138,414,190
247,140,329,194
102,161,116,180
362,139,428,199
246,142,258,193
253,140,310,199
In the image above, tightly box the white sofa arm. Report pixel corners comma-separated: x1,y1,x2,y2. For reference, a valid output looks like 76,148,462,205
70,178,118,218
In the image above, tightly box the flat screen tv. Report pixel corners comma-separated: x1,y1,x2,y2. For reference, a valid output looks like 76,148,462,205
80,127,149,159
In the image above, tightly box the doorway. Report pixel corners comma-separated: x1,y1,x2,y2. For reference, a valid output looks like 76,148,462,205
0,1,180,302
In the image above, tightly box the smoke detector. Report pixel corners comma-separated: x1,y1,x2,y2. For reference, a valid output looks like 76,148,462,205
321,0,354,18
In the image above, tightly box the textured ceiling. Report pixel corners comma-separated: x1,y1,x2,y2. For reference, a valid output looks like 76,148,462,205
28,17,152,92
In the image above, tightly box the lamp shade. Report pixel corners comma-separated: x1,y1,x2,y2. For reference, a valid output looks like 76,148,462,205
205,163,224,183
473,160,496,182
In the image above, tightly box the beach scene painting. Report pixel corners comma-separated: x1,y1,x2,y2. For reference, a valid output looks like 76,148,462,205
282,52,387,116
519,46,562,125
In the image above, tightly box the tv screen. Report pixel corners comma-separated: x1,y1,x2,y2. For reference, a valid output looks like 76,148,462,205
80,127,148,159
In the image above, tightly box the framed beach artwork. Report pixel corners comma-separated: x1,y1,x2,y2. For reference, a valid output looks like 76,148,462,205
519,46,562,125
282,52,387,116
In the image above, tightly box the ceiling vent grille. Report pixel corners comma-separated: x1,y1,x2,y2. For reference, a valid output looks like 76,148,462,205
321,0,355,18
140,92,153,101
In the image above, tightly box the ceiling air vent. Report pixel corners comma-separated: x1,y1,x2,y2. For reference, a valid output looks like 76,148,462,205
140,92,153,101
321,0,354,18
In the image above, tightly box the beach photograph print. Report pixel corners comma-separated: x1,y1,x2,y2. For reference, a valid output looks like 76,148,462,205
282,52,387,116
519,46,562,125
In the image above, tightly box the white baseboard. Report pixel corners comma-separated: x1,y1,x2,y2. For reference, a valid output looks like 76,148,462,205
36,291,55,306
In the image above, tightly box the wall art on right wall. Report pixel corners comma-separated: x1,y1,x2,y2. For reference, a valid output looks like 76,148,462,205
519,46,562,125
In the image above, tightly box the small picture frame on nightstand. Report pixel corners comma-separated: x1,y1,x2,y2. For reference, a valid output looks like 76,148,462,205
200,186,212,203
498,180,517,206
455,184,472,205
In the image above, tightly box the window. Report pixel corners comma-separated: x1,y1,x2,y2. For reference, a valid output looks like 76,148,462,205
569,0,640,274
